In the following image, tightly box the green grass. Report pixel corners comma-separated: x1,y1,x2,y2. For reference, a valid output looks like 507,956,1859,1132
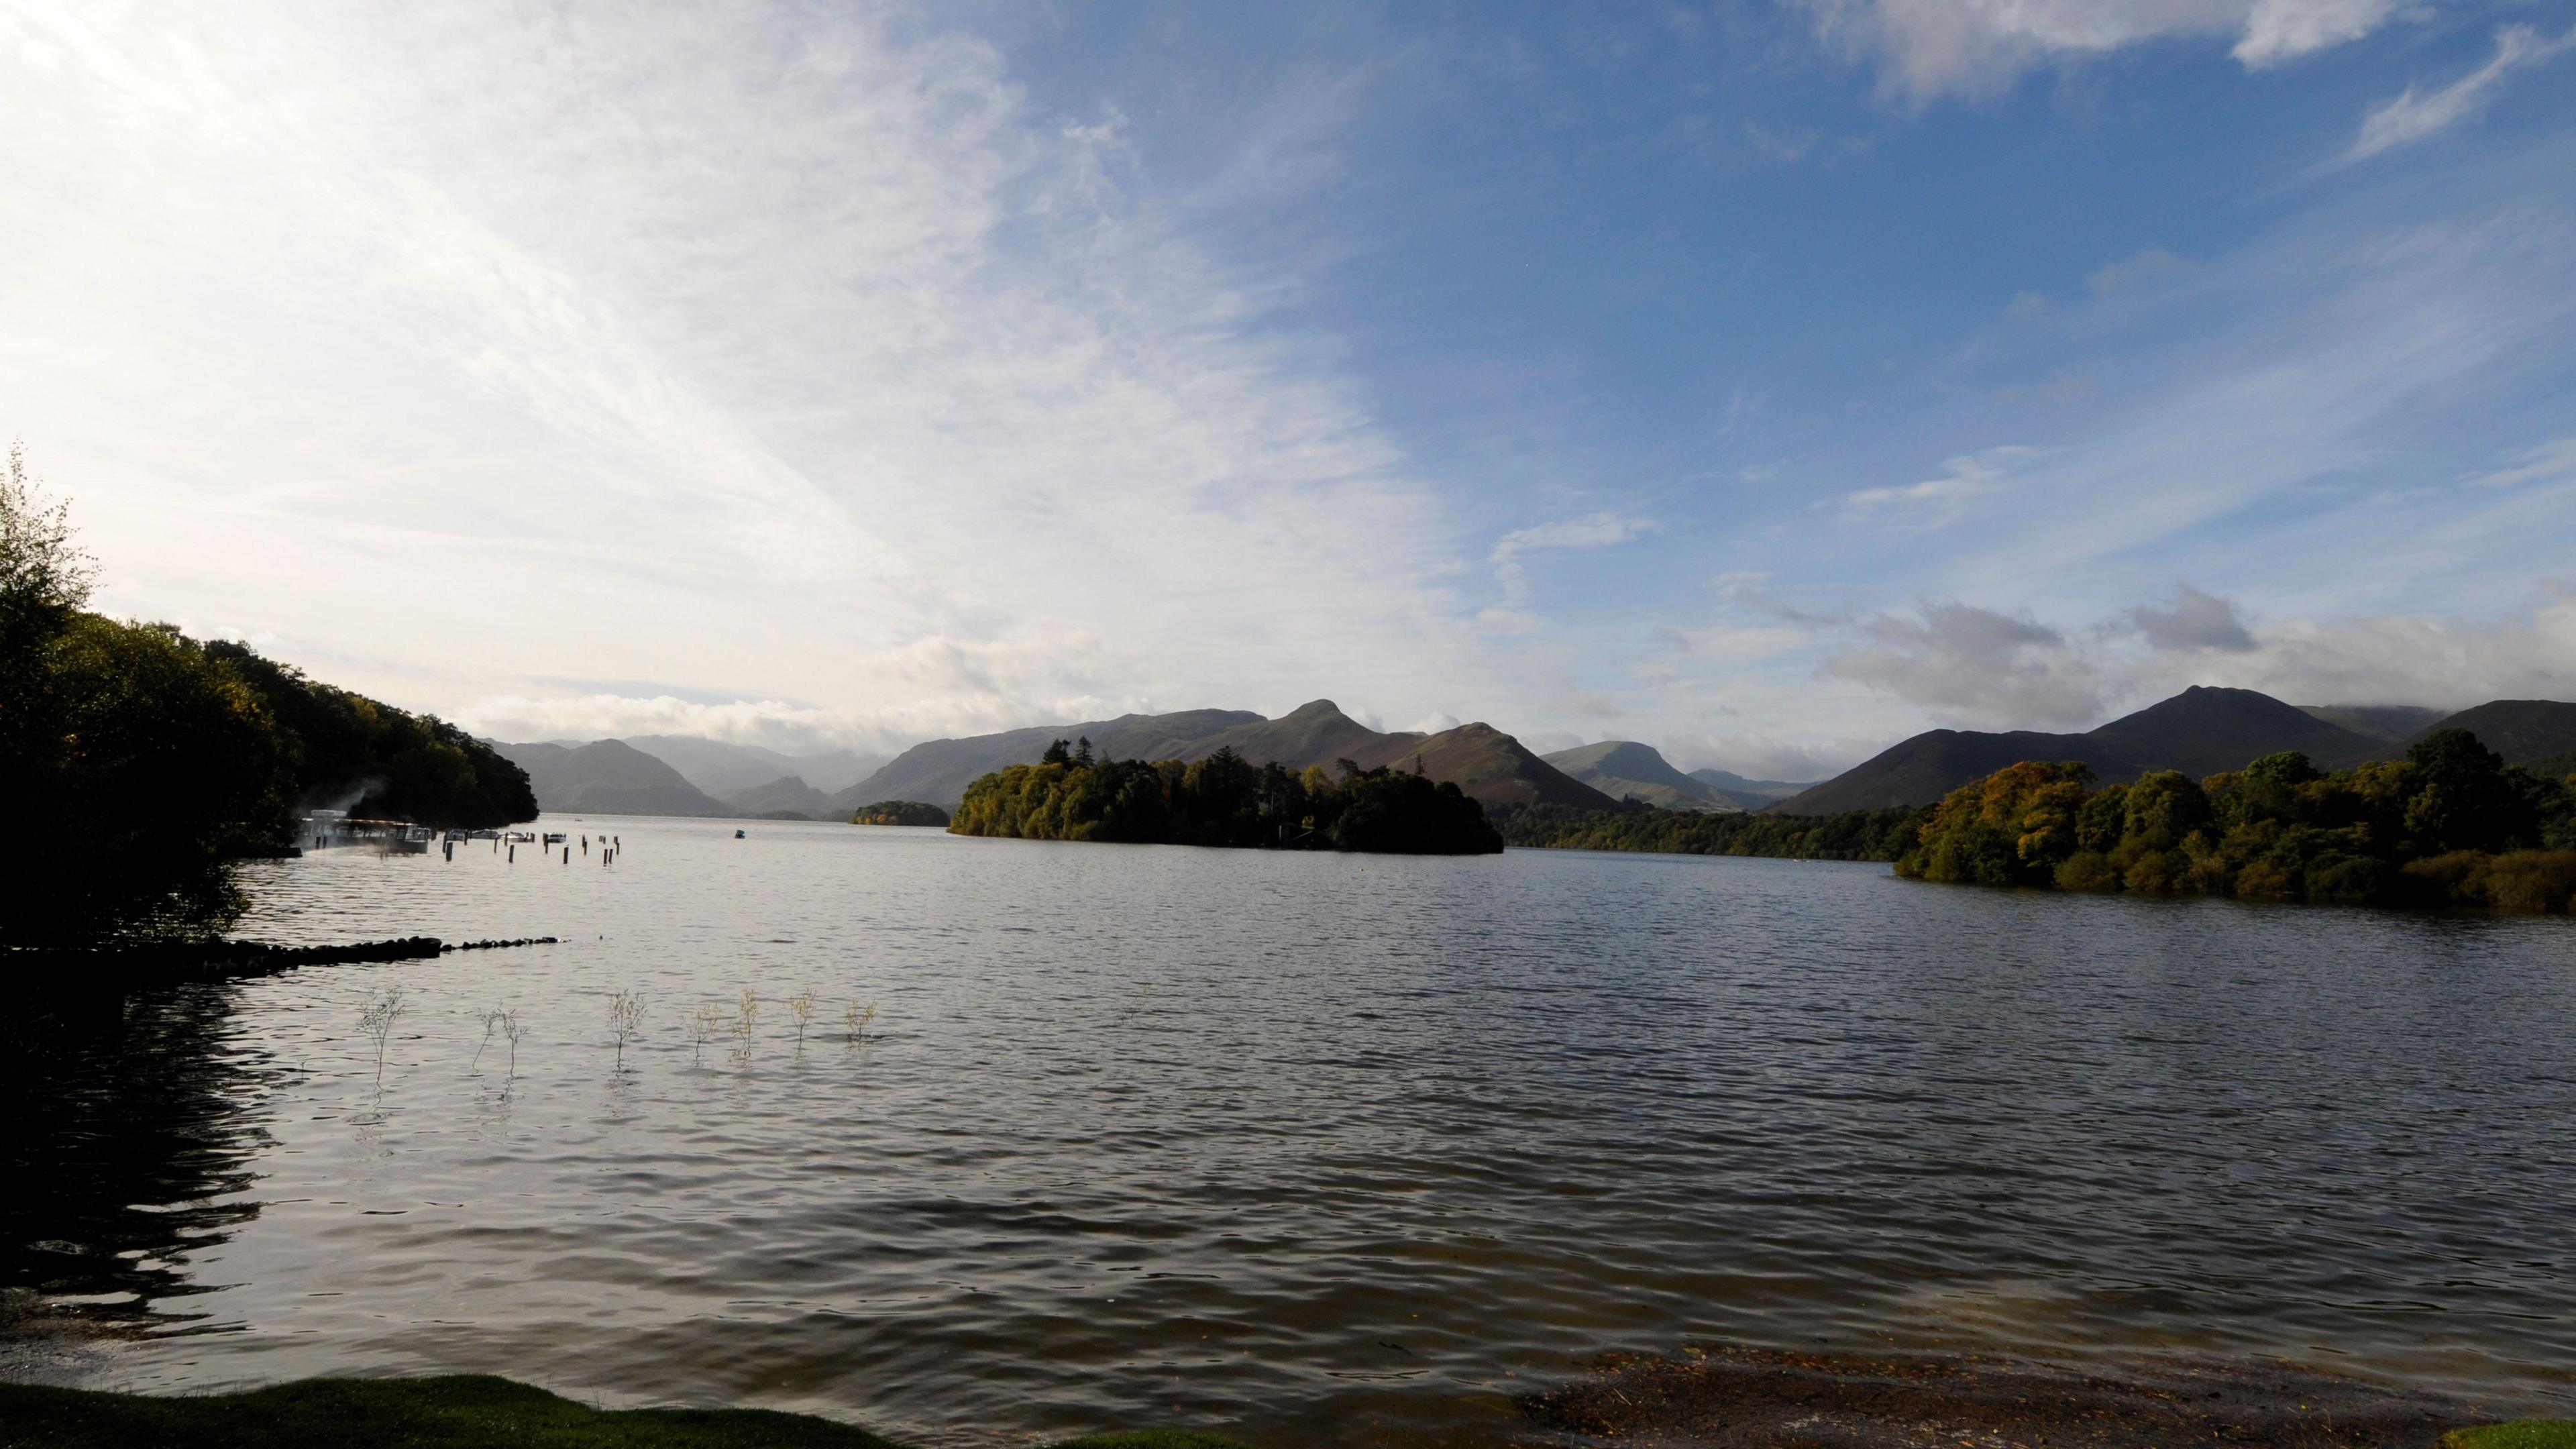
2443,1425,2576,1449
0,1375,1252,1449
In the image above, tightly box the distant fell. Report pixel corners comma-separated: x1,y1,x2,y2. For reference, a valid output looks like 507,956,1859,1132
1186,701,1617,811
1346,720,1616,811
625,735,884,796
1543,741,1740,811
1774,686,2382,814
2298,704,2446,743
824,708,1262,813
1776,729,2121,814
2405,700,2576,769
2085,686,2381,777
833,700,1614,813
727,775,829,818
492,740,731,817
1181,700,1393,773
1686,768,1819,810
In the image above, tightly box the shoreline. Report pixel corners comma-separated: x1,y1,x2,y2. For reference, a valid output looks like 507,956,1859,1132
1524,1344,2571,1448
4,1322,2567,1449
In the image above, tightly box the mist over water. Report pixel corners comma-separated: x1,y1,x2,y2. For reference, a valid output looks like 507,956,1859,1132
9,818,2575,1446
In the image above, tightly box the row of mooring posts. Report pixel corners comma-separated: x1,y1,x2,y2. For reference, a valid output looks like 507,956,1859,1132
491,830,621,866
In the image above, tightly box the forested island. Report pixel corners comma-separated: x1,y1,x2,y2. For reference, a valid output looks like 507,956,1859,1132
951,738,1503,854
1901,729,2576,910
851,800,950,826
3,453,535,946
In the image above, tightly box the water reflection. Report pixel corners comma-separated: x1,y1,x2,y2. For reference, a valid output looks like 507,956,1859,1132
1,980,269,1328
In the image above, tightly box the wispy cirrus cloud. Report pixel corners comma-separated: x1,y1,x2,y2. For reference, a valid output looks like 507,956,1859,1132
0,3,1491,741
2089,248,2190,296
2472,437,2576,491
1801,0,2403,103
1489,513,1658,598
1840,448,2029,529
2337,23,2576,166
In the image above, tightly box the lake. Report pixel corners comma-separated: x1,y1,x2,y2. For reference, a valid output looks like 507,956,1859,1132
7,816,2574,1446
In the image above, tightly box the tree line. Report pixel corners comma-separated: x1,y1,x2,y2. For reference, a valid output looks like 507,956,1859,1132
3,447,536,945
951,738,1503,854
1495,801,1927,861
1900,729,2576,911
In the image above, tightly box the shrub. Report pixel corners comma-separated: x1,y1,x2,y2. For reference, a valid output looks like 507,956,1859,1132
2306,854,2392,906
2477,851,2576,914
2121,849,2190,896
2054,851,2121,892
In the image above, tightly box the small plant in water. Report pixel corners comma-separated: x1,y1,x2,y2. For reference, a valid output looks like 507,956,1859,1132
608,991,645,1071
687,1002,725,1064
495,1009,525,1088
726,989,759,1067
787,989,816,1050
843,1002,876,1044
358,983,408,1092
472,1006,504,1071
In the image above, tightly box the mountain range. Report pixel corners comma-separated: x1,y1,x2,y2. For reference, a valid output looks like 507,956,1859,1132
1772,688,2576,814
618,736,883,797
824,699,1617,814
492,688,2576,823
490,740,733,817
1688,769,1817,808
1536,742,1743,812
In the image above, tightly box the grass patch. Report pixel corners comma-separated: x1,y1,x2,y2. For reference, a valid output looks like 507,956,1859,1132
2444,1425,2576,1449
0,1374,1252,1449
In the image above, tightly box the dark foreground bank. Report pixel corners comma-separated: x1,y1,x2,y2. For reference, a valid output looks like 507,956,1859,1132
1,1362,2563,1449
0,1375,1246,1449
1524,1347,2573,1449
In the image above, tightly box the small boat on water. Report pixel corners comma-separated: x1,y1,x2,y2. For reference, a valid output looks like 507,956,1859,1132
734,828,747,839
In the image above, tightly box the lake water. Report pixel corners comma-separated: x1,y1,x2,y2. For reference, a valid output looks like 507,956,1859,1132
8,816,2575,1446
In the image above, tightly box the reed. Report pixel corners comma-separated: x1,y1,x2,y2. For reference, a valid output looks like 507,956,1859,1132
787,989,816,1049
843,1002,877,1044
357,983,407,1093
472,1007,502,1071
607,991,645,1071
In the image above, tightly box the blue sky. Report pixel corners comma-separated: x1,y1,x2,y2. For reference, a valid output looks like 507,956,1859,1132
5,1,2573,775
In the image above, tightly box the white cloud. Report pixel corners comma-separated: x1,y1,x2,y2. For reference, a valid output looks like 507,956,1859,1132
2234,0,2404,67
2121,582,2258,652
1803,0,2401,103
1840,448,2027,528
2339,24,2576,166
0,3,1493,745
2004,290,2048,319
1823,601,2106,728
1489,512,1658,598
1825,586,2576,731
2139,586,2576,709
